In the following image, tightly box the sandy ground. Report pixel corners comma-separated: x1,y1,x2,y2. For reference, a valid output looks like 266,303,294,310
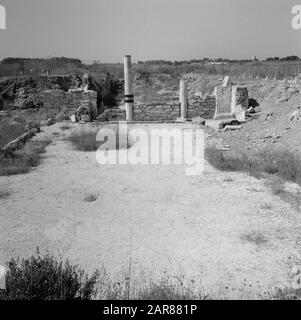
1,122,301,299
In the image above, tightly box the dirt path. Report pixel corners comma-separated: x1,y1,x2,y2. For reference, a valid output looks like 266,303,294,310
1,122,301,299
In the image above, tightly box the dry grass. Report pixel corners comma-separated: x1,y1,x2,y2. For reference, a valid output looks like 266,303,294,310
60,125,71,131
205,147,301,185
273,287,301,300
0,119,26,148
0,139,52,176
97,273,205,300
136,282,197,300
66,129,100,151
66,129,131,152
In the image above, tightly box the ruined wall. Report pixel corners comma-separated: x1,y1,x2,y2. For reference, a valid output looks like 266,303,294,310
43,90,97,118
187,96,216,119
132,95,216,121
132,99,180,121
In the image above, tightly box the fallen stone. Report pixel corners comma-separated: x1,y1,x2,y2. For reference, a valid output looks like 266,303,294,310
222,125,242,132
218,119,240,129
46,118,55,126
247,107,256,114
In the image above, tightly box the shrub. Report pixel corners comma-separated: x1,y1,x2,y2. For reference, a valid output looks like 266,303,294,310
0,120,26,148
66,129,100,151
0,140,52,176
0,251,99,300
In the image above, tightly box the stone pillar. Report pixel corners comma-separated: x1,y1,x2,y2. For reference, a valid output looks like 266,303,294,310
214,85,233,120
124,55,133,121
231,86,249,122
179,79,188,120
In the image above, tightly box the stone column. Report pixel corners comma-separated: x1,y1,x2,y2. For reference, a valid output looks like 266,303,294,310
124,55,133,121
179,79,188,120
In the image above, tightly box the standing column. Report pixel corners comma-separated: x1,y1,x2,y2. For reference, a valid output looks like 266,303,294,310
124,55,133,121
179,79,188,120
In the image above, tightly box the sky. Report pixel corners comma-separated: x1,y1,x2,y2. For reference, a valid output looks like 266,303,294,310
0,0,300,62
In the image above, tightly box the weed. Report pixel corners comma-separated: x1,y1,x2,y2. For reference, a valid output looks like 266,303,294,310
0,140,52,176
0,250,99,300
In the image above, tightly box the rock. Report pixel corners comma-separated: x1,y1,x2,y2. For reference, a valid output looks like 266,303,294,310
80,115,90,122
249,98,259,108
247,107,256,114
46,118,55,126
218,119,240,129
264,112,273,121
290,107,301,121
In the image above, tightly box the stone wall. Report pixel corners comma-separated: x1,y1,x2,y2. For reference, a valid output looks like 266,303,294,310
132,99,180,121
43,89,97,118
132,95,216,121
187,96,216,119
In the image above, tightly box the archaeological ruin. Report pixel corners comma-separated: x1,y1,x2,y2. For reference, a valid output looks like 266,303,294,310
42,55,249,124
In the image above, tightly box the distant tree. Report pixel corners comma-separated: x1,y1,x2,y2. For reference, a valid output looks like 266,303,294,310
280,55,300,61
